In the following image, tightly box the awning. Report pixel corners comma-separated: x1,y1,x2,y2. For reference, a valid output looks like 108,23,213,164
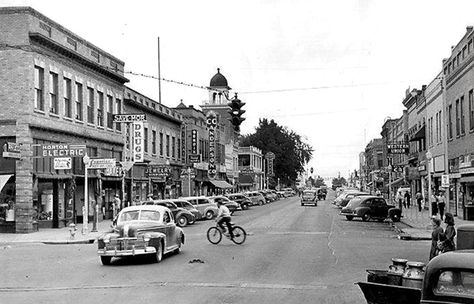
0,174,13,193
409,125,426,141
238,174,254,186
209,180,234,189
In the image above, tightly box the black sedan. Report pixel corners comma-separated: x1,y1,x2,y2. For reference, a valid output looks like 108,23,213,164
340,196,401,222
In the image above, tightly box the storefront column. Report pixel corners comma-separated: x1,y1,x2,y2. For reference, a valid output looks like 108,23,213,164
15,123,35,233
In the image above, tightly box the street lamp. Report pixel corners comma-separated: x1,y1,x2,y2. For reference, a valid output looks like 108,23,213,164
426,150,433,217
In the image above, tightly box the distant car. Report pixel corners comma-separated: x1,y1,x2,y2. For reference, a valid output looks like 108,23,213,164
180,196,218,220
142,200,195,227
301,190,318,206
259,190,276,203
97,205,184,265
317,187,328,200
268,190,280,200
207,196,239,214
340,196,401,222
170,199,201,221
338,192,370,208
282,188,295,197
225,193,251,210
245,191,266,206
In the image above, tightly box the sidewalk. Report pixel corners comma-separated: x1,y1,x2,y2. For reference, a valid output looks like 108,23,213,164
394,205,471,240
0,220,112,245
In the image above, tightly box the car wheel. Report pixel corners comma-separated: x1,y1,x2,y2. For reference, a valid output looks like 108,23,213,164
177,215,188,227
152,242,163,263
205,210,214,220
242,204,249,210
100,256,112,265
258,200,264,206
346,216,353,221
391,213,400,222
362,213,371,222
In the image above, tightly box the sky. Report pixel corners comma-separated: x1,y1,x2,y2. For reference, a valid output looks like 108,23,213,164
3,0,474,180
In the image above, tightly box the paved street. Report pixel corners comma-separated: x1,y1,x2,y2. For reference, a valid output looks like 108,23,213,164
1,191,430,304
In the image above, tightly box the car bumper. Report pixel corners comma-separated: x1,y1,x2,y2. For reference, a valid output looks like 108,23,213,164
98,246,156,257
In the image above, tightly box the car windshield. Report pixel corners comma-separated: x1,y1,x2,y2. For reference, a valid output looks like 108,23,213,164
346,197,363,208
118,210,160,223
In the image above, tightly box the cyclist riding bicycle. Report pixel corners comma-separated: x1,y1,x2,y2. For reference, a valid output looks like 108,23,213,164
216,200,234,239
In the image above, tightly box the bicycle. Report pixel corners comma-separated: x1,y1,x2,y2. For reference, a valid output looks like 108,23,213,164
207,222,247,245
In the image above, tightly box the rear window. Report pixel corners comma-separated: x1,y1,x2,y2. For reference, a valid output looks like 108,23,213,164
434,270,474,298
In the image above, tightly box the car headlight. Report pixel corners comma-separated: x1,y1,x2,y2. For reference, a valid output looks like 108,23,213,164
103,236,111,243
143,234,151,242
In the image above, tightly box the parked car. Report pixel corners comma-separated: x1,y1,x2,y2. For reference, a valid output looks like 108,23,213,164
334,189,362,207
338,192,370,208
276,190,287,198
245,191,266,206
180,196,218,220
170,199,201,221
207,196,239,214
340,195,401,222
97,205,184,265
282,188,296,197
268,190,280,200
225,193,251,210
142,199,195,227
259,190,275,203
301,190,318,206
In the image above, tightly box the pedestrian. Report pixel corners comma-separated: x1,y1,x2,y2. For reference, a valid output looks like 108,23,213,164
405,191,411,208
429,217,444,260
431,191,438,216
439,213,456,254
437,191,446,221
375,189,381,196
396,191,404,210
416,191,423,212
113,194,121,218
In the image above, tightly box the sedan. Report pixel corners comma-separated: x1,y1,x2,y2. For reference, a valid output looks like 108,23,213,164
340,196,401,222
143,200,195,227
207,196,239,214
97,205,184,265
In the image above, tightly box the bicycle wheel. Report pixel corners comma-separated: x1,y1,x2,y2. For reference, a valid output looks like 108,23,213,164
231,226,246,245
207,227,222,244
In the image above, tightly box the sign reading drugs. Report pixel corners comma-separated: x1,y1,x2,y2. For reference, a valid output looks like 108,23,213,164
132,121,144,162
38,144,86,158
207,112,217,179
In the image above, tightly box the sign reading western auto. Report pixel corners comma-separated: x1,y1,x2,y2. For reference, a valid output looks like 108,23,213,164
207,112,217,179
38,144,86,158
387,142,409,154
113,114,146,122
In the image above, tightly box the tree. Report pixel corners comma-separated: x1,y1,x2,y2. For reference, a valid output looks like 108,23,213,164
240,118,313,187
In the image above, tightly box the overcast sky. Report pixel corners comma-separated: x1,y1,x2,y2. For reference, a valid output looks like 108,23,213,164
3,0,474,179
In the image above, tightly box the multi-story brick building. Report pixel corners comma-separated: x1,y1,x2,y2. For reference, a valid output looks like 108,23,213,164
238,146,264,191
443,26,474,220
364,138,384,193
0,7,128,232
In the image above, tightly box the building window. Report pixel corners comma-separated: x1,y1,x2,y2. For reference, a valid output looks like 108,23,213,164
63,78,71,118
448,104,453,139
144,127,148,153
172,136,176,158
97,92,104,127
107,95,114,129
461,95,465,135
455,99,460,136
34,66,44,111
115,98,121,131
49,72,58,114
159,132,163,156
152,130,156,154
470,90,474,131
166,135,170,157
435,113,439,144
87,87,94,124
75,82,83,120
177,138,181,160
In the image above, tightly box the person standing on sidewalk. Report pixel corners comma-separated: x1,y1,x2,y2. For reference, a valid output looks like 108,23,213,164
440,213,456,253
437,191,446,220
429,217,444,260
431,192,438,216
396,191,404,210
405,191,411,208
113,194,121,218
416,191,423,212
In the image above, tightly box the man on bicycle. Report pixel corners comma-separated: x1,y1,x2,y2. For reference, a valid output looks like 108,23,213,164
216,200,234,239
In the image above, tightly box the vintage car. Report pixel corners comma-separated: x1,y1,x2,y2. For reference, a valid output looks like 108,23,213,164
340,195,401,222
245,191,266,206
225,193,251,210
170,199,201,221
207,196,239,213
338,191,370,208
142,199,195,227
301,190,318,206
180,196,218,220
97,205,184,265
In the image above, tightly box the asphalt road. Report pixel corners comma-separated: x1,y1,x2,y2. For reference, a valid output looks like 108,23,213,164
1,191,431,304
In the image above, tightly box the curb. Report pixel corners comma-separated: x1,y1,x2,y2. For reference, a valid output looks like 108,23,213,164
391,221,432,241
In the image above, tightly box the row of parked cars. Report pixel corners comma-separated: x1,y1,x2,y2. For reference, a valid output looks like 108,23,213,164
97,189,287,265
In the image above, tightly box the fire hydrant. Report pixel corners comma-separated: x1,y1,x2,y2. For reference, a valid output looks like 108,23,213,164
68,223,77,239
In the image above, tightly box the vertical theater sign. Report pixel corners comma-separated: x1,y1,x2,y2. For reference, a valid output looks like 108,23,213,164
207,111,217,179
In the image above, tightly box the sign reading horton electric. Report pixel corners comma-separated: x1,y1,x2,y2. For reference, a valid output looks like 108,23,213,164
207,112,217,179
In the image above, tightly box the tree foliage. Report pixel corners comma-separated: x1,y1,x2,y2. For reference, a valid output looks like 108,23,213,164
240,118,313,187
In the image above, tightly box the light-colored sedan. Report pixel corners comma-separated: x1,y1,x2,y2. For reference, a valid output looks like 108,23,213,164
207,196,240,213
180,196,218,220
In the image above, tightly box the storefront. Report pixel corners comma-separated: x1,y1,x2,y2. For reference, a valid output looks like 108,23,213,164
459,164,474,220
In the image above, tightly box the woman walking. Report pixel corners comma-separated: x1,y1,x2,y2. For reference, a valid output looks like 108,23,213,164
429,217,444,260
440,213,456,253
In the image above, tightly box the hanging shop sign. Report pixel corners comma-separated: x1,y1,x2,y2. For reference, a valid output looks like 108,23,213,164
267,159,274,176
387,142,409,154
207,112,217,179
188,154,201,163
53,157,72,170
88,158,116,169
146,165,172,178
191,129,198,155
2,142,21,159
37,144,86,158
441,174,450,188
181,124,186,163
132,121,144,162
113,113,146,122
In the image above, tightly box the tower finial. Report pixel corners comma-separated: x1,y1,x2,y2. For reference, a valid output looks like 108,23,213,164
217,68,220,73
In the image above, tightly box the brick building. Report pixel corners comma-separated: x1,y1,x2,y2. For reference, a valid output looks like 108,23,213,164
0,7,128,232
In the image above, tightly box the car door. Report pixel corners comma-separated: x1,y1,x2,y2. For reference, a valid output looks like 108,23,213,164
162,210,176,249
376,198,389,218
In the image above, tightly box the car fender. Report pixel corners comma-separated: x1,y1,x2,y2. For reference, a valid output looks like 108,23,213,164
176,210,193,221
388,207,401,217
355,207,371,216
147,232,167,248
